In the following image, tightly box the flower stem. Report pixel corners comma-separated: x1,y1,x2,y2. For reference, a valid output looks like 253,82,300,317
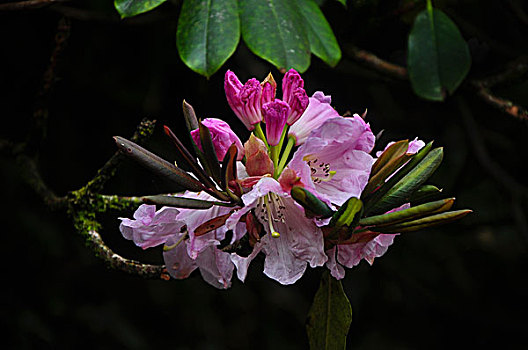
276,136,296,176
271,145,280,174
277,126,288,155
253,123,269,148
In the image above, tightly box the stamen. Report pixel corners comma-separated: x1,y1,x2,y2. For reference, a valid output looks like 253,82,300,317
163,232,187,251
264,195,280,237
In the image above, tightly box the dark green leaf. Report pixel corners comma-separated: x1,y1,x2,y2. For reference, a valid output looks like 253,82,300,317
336,0,347,6
240,0,311,72
408,4,471,101
364,140,410,195
409,184,443,205
293,0,342,67
113,136,204,192
291,186,334,218
370,147,444,215
359,197,454,227
114,0,167,19
182,100,199,132
176,0,240,77
142,195,233,209
375,209,472,233
306,270,352,350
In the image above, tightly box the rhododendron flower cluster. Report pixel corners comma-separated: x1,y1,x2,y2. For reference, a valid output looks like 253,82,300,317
115,69,469,289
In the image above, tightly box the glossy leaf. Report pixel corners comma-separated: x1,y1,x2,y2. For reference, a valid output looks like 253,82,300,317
370,140,409,176
410,184,443,205
240,0,311,72
294,0,342,67
113,136,204,192
408,4,471,101
370,147,444,215
176,0,240,77
114,0,167,19
375,209,472,233
360,197,454,227
330,197,363,228
363,141,434,212
291,186,334,218
142,195,233,209
306,270,352,350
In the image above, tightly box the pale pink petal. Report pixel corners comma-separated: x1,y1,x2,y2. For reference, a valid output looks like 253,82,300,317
196,246,234,289
163,235,197,279
230,241,264,282
190,118,244,161
325,247,345,280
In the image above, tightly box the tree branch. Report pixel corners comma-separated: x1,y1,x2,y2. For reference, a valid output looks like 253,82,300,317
0,0,67,11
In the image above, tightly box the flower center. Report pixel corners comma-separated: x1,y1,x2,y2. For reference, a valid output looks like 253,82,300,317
303,155,336,184
255,193,286,238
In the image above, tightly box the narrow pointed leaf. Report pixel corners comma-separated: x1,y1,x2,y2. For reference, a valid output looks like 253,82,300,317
363,141,433,211
143,195,233,209
375,209,472,233
199,121,222,183
182,100,199,132
293,0,341,67
360,198,455,227
369,147,444,215
113,136,204,192
176,0,240,77
163,125,218,192
408,5,471,101
410,185,443,205
240,0,311,72
291,186,334,218
114,0,167,18
370,140,409,176
221,144,238,189
306,270,352,350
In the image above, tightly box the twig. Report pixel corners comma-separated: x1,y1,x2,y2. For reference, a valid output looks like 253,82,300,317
84,118,157,193
344,45,528,122
0,0,67,11
26,16,71,155
344,45,408,80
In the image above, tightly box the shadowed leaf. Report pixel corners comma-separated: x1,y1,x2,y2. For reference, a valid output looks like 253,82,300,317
375,209,472,233
199,121,222,183
306,271,352,350
114,0,167,18
143,195,233,209
291,186,334,218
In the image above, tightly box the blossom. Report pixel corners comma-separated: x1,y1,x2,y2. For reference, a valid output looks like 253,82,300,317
115,68,456,290
288,92,340,145
289,116,375,206
190,118,244,161
119,204,184,249
226,177,327,285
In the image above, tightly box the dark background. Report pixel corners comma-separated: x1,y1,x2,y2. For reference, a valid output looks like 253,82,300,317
1,0,527,349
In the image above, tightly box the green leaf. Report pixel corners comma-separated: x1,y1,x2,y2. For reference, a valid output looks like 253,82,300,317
240,0,311,72
374,209,472,233
330,197,363,229
291,186,334,218
293,0,342,67
114,0,168,19
176,0,240,77
306,271,352,350
199,120,222,183
370,147,444,215
407,4,471,101
335,0,347,7
409,184,443,205
113,136,204,192
142,195,233,209
359,197,454,227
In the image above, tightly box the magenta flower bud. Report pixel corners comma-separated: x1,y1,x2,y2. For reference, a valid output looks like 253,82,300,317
225,70,263,130
261,73,277,105
190,118,244,161
286,87,309,125
282,69,304,103
262,99,290,146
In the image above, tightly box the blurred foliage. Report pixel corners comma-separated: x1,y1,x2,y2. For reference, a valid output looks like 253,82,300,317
1,0,528,349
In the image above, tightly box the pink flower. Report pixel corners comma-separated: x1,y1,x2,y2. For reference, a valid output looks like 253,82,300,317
225,71,263,130
262,99,289,146
226,177,327,285
288,92,340,145
119,204,184,249
289,116,375,206
190,118,244,161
